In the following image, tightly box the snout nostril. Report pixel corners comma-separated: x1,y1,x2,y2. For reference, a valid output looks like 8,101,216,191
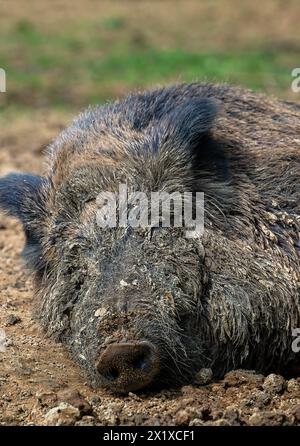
104,368,119,381
133,352,150,372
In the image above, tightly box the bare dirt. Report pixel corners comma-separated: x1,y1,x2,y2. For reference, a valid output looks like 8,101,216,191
0,112,300,426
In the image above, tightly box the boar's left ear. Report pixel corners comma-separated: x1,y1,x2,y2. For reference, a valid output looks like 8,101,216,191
0,173,46,225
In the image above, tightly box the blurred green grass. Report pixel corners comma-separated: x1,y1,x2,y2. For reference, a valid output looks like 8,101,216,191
0,12,298,112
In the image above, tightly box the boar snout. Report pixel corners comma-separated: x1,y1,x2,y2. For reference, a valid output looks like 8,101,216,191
96,341,160,393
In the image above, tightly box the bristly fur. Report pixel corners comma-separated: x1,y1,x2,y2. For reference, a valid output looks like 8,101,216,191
0,82,299,390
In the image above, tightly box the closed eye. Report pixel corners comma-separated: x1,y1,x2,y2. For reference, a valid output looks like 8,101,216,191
84,197,97,205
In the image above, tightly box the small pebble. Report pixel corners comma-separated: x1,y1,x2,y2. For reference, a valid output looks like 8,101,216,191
286,379,300,393
5,314,21,326
44,403,80,426
75,416,96,426
263,374,286,395
194,368,213,385
57,389,92,416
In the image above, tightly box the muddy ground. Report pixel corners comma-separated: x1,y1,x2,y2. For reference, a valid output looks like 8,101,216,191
0,112,299,426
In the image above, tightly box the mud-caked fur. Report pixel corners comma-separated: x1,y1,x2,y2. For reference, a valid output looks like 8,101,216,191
0,83,300,390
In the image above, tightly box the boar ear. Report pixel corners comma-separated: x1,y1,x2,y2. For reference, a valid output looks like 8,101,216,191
0,173,46,225
159,98,219,152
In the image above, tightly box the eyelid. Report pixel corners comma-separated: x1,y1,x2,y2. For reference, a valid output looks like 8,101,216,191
84,197,97,205
80,197,97,217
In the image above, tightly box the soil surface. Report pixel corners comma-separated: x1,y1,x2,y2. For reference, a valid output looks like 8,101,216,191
0,113,299,426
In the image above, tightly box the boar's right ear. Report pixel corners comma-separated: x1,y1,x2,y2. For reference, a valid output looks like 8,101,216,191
0,173,46,225
158,98,220,153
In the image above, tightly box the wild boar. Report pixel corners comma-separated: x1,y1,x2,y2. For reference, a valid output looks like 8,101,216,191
0,83,299,393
